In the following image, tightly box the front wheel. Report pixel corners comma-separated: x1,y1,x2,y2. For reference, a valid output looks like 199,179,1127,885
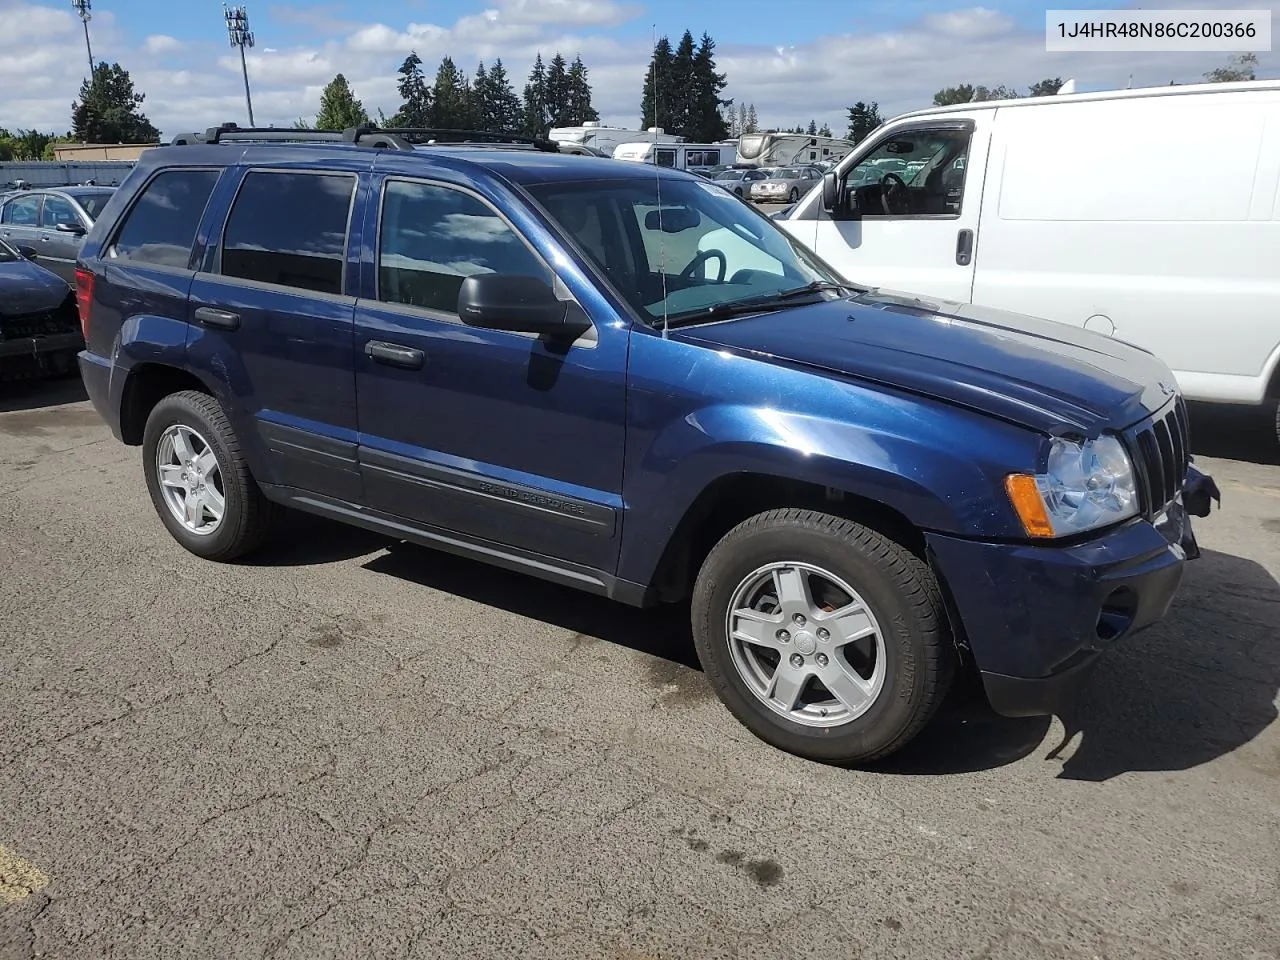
142,389,275,561
788,188,799,203
692,508,955,764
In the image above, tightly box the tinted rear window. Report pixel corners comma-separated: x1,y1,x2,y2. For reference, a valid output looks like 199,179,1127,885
220,171,355,296
109,170,220,268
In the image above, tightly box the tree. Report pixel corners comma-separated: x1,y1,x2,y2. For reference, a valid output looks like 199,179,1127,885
70,62,160,144
687,32,730,142
564,56,599,125
670,31,697,136
818,122,833,138
315,73,368,130
488,60,523,131
640,37,675,131
430,56,471,127
523,53,550,135
735,102,747,137
745,103,758,134
391,51,432,126
933,82,1020,105
0,128,54,161
1028,77,1064,97
845,101,882,143
806,119,818,136
545,53,569,125
1205,52,1257,83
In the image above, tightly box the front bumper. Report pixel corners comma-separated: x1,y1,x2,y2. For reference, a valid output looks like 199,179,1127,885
926,485,1210,718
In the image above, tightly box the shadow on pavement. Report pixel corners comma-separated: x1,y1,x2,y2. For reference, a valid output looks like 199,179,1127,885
1188,399,1279,466
1052,548,1280,782
0,374,88,414
352,539,1277,779
242,510,395,567
363,542,701,669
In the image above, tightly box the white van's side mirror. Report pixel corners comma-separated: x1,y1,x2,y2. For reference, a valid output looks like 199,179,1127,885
821,171,856,220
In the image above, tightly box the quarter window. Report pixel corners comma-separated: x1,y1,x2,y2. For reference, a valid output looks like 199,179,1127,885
2,195,40,225
220,171,355,295
377,180,549,317
109,169,220,267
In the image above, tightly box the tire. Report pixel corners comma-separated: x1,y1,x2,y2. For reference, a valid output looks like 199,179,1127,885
788,188,799,203
141,389,275,561
691,508,955,765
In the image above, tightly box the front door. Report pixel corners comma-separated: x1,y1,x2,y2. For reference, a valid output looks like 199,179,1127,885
37,194,87,283
353,175,627,574
787,118,990,304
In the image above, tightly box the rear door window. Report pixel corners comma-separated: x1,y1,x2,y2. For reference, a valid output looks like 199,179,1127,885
2,194,40,225
219,171,356,296
108,169,221,267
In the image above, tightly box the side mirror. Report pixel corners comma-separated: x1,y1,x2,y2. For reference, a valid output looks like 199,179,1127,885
457,274,591,339
821,172,842,213
15,244,37,260
55,222,86,235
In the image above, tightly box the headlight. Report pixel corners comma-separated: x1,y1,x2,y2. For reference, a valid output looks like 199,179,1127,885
1005,435,1139,539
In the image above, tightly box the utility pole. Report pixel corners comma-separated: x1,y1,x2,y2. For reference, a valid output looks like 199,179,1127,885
224,4,256,126
71,0,95,83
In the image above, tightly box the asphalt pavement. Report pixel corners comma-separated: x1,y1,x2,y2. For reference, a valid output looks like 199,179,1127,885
1,377,1277,959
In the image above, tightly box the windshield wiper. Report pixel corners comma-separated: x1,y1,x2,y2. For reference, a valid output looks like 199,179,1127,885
662,281,855,328
774,280,857,298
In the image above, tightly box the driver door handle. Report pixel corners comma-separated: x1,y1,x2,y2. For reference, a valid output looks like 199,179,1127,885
955,228,974,266
365,340,426,370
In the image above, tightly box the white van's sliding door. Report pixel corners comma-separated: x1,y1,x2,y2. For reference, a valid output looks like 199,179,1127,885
785,115,991,303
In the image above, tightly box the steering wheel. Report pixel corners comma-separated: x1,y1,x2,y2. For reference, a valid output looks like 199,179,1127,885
879,173,910,216
680,249,727,283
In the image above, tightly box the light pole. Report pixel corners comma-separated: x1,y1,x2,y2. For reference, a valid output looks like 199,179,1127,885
71,0,95,82
224,4,256,126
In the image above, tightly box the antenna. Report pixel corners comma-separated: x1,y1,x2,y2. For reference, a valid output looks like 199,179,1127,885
651,23,669,338
71,0,94,82
224,5,257,126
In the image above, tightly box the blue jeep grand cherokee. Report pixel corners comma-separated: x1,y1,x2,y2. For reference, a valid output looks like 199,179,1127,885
75,124,1217,764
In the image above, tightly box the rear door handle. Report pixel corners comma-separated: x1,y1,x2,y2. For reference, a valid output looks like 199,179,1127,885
955,228,974,266
365,340,425,370
193,306,241,330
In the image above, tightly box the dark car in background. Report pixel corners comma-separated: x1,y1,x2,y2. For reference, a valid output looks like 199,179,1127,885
0,186,117,283
0,236,81,379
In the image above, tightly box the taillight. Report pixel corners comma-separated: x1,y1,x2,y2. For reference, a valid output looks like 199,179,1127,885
75,268,95,341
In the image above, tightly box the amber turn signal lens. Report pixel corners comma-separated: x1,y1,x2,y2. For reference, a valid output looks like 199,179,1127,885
1004,474,1055,539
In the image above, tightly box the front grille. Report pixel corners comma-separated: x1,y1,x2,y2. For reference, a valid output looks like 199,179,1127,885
1130,397,1190,516
1,308,78,341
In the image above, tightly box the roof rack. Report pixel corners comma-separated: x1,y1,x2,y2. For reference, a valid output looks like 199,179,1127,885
169,122,560,153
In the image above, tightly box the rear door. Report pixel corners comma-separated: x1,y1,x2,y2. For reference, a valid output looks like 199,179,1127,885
0,193,42,252
186,162,370,502
784,115,992,304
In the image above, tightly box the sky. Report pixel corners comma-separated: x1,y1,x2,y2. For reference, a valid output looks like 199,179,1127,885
1,0,1276,140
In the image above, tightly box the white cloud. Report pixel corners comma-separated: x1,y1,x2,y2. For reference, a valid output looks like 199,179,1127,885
0,0,1276,140
143,35,183,55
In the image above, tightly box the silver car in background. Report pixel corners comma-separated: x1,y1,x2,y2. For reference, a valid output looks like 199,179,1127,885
749,165,824,204
711,167,772,199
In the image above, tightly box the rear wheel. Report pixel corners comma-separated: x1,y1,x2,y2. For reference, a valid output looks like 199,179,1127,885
142,390,275,561
788,188,799,203
692,508,955,764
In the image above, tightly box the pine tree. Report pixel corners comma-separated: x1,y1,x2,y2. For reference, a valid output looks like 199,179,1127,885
745,103,758,134
470,61,495,130
736,102,747,137
430,57,470,127
806,119,817,135
523,53,549,135
818,122,833,138
846,101,882,142
489,60,523,131
391,51,431,127
670,30,697,137
70,62,160,143
640,37,674,131
315,73,369,131
564,56,599,125
545,53,569,126
688,32,730,142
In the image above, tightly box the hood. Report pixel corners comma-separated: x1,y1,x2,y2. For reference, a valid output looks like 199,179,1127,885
0,259,72,318
672,289,1177,435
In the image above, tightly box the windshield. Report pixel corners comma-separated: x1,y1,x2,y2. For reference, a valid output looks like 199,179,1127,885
75,190,114,219
527,176,852,326
775,168,804,179
714,170,743,181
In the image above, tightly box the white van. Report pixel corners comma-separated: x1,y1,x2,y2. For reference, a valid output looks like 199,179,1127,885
777,79,1280,437
613,141,734,170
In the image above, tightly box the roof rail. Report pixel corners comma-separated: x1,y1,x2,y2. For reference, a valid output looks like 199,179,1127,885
169,122,560,153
